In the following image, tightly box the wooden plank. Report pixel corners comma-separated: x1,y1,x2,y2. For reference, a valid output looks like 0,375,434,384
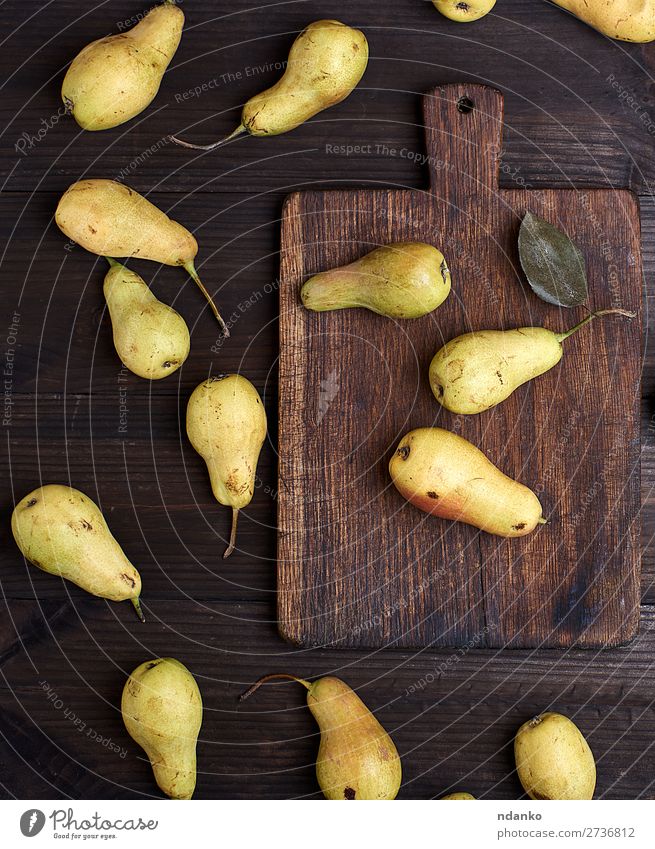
1,1,655,193
278,85,642,649
1,600,654,799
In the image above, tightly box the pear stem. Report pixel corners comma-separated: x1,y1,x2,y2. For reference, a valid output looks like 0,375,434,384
554,308,636,343
169,124,247,152
183,261,229,337
105,256,120,268
223,507,239,559
538,517,548,525
239,673,312,702
131,597,145,623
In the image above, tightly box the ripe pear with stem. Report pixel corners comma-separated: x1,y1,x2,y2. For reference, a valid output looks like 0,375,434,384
429,309,635,414
62,1,184,131
187,375,267,558
389,427,545,538
55,179,228,335
301,242,451,319
104,258,190,379
241,673,402,800
170,19,368,150
11,484,143,620
122,657,203,800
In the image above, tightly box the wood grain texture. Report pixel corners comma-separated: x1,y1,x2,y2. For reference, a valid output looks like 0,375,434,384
2,599,655,799
278,85,643,649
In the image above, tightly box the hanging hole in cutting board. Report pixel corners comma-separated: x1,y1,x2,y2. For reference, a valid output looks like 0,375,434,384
457,96,474,114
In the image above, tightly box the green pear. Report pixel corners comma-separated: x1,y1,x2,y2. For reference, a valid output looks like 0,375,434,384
62,1,184,130
432,0,496,22
122,658,202,800
389,427,545,538
301,242,451,318
55,179,228,335
241,674,402,800
515,712,596,800
430,309,634,414
103,259,190,380
187,375,267,558
170,19,368,150
11,484,143,620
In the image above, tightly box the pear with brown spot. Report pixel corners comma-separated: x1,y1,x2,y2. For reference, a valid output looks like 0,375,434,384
187,375,267,557
55,179,228,335
389,427,544,538
104,259,190,380
301,242,451,319
429,309,634,415
122,658,202,800
515,712,596,800
11,484,143,620
433,0,496,22
62,1,184,131
241,674,402,800
171,19,368,150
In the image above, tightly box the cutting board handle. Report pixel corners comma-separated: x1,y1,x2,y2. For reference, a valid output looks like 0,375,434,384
423,84,504,209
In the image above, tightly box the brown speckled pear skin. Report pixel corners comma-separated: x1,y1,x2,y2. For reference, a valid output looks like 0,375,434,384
55,180,197,266
186,375,267,557
301,242,451,318
104,260,190,380
122,658,202,800
62,2,184,130
55,180,228,334
551,0,655,42
11,484,142,610
389,428,544,538
432,0,496,23
308,677,402,800
241,20,368,137
429,327,562,414
515,712,596,800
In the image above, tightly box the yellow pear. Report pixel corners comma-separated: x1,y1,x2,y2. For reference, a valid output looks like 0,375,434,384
11,484,143,620
389,427,545,538
104,259,190,379
551,0,655,42
441,792,476,799
432,0,496,22
241,674,402,800
122,658,202,800
62,2,184,130
55,179,227,334
187,375,267,557
429,309,634,414
515,712,596,800
171,19,368,150
301,242,450,319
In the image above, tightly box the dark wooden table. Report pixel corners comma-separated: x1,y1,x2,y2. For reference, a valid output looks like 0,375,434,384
1,0,654,800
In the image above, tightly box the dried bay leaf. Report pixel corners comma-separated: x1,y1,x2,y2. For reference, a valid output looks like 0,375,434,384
518,211,588,307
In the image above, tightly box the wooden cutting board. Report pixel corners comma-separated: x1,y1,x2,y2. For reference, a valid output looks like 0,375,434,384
277,84,642,650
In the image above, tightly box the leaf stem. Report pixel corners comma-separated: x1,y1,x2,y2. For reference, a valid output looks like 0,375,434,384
131,597,145,623
223,507,239,559
239,673,312,702
169,124,247,151
183,261,229,337
554,308,636,343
